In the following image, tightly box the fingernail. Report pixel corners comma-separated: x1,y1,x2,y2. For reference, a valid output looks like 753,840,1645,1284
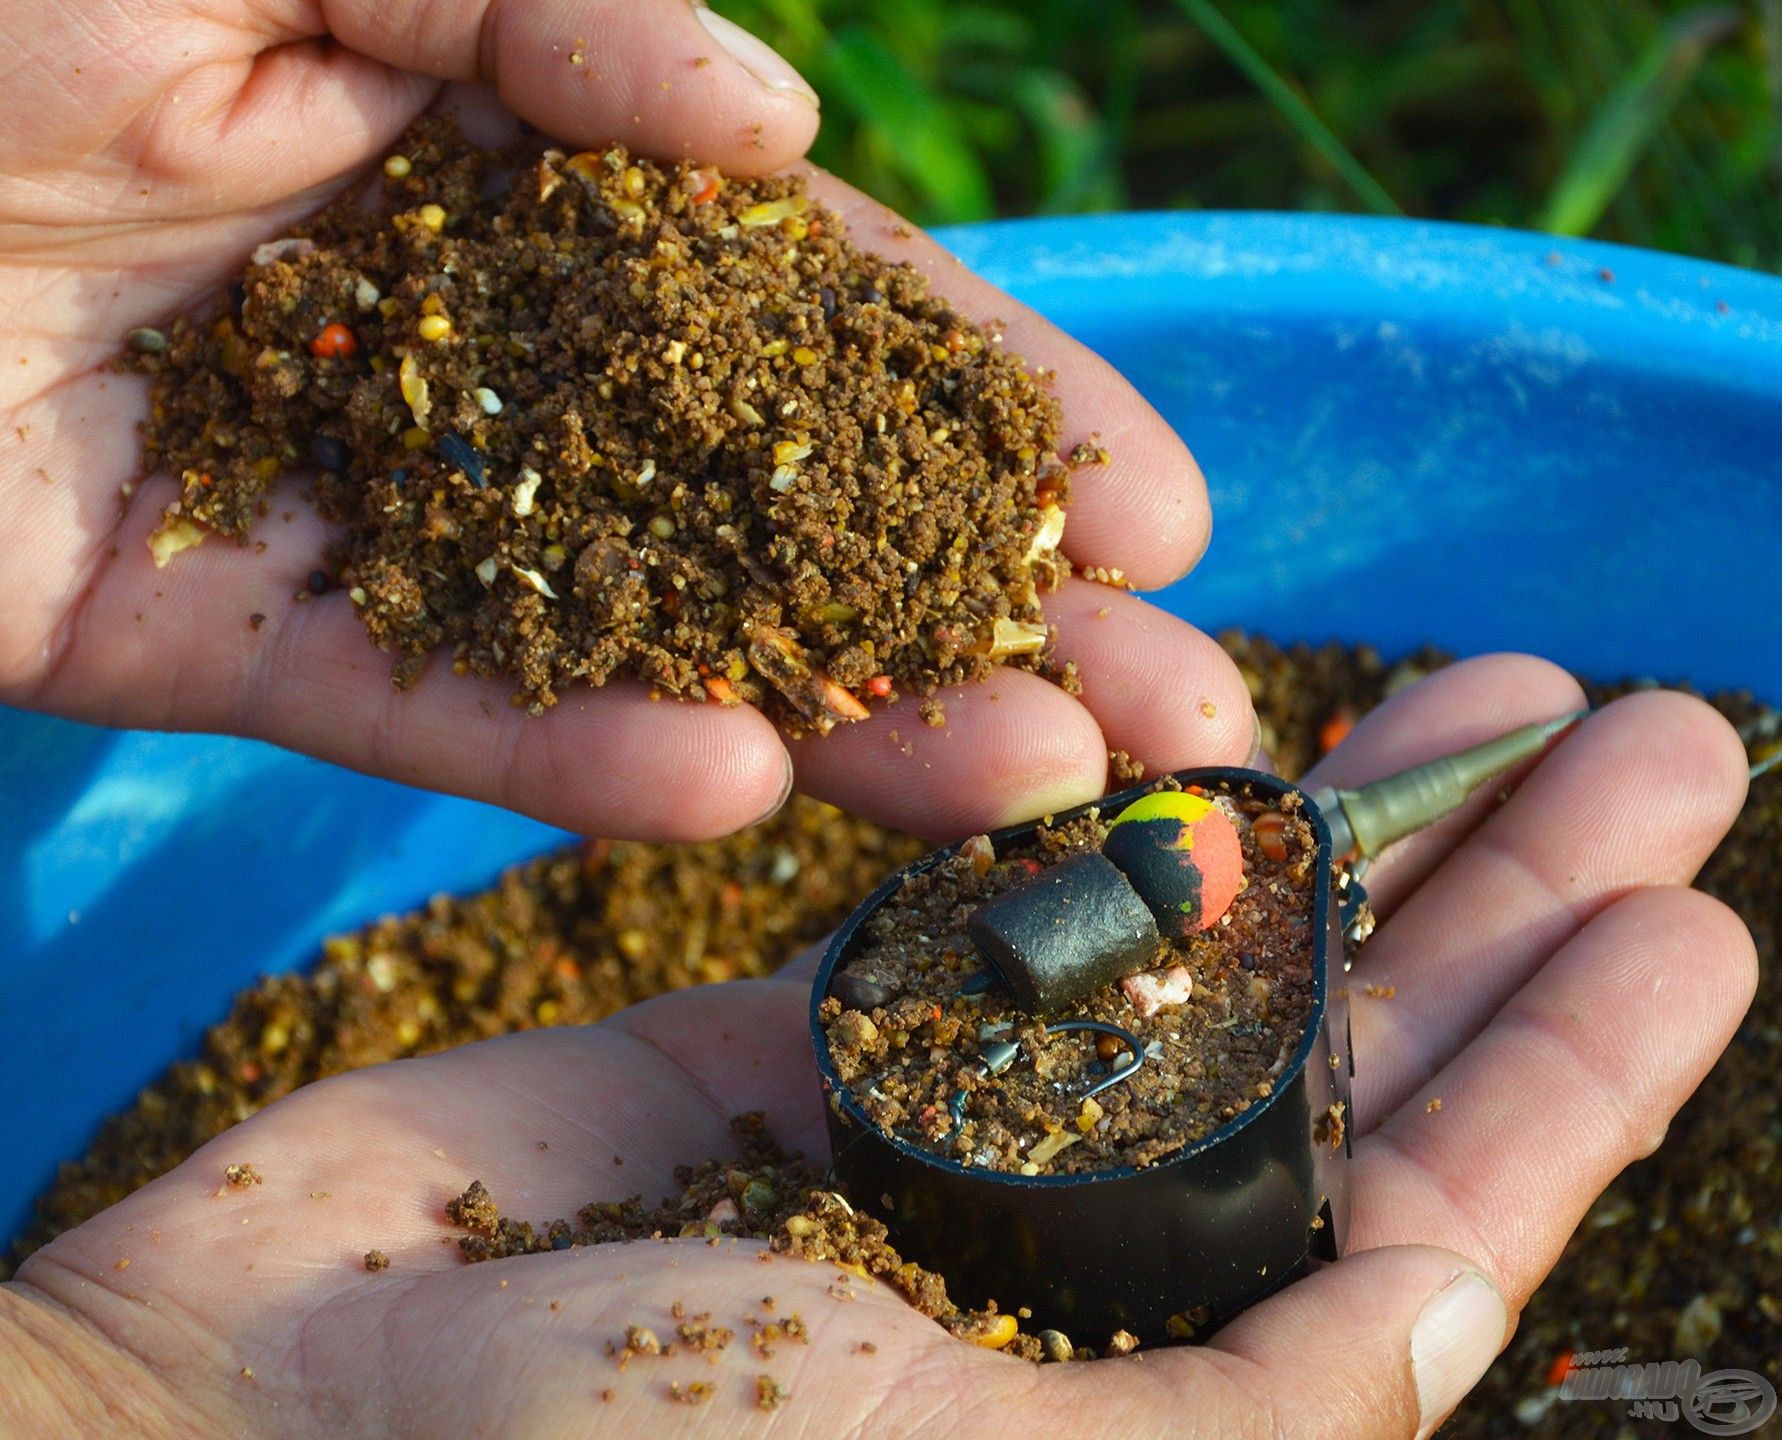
1244,711,1267,769
1411,1270,1506,1440
695,7,820,106
755,749,796,826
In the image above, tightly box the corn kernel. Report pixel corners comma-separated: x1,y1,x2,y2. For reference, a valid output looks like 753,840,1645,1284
736,195,808,227
417,203,446,232
417,314,453,342
564,151,603,181
398,353,430,423
383,154,412,179
791,346,819,366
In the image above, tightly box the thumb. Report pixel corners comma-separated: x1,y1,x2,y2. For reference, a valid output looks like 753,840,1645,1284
324,0,820,172
1207,1245,1510,1440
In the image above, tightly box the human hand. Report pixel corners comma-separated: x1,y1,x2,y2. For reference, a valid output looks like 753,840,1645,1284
3,655,1753,1438
0,0,1251,845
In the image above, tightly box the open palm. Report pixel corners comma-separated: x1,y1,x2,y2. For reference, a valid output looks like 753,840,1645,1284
7,655,1754,1439
0,0,1250,846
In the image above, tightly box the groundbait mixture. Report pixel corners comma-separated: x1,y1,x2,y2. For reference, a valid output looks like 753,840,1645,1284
131,119,1075,732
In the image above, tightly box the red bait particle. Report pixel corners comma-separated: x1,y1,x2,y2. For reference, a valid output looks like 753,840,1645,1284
866,675,892,698
310,323,358,359
1252,811,1289,862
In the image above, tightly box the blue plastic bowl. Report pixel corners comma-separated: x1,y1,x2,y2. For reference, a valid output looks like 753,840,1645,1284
4,213,1779,1247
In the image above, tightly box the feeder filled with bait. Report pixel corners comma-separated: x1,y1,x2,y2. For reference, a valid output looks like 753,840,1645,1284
810,714,1585,1344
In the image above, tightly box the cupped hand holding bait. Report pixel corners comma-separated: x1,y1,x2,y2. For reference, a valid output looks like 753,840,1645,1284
0,0,1252,845
2,657,1753,1438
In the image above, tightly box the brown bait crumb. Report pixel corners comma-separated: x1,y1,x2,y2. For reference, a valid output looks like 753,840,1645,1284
676,1312,733,1353
130,117,1070,734
1109,749,1146,784
223,1163,262,1189
614,1325,663,1369
1426,1098,1443,1114
445,1180,499,1233
668,1381,712,1405
755,1374,788,1411
363,1249,390,1271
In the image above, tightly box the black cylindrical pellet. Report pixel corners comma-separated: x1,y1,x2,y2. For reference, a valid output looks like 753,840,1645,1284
831,972,894,1013
966,852,1160,1014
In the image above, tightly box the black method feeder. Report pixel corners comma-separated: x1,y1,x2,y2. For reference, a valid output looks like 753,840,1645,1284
810,709,1588,1345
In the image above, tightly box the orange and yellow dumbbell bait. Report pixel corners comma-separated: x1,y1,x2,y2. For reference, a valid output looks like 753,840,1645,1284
965,791,1247,1015
1101,791,1244,937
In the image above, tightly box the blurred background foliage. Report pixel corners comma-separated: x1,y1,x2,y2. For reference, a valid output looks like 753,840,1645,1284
713,0,1782,268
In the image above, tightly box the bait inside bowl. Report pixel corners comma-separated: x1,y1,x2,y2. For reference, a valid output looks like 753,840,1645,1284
810,768,1353,1344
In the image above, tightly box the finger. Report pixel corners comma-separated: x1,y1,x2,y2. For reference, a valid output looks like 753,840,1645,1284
787,667,1108,842
1300,652,1587,917
1352,886,1757,1315
1351,691,1749,1123
1045,578,1257,778
176,0,819,205
322,0,820,169
799,168,1212,590
26,476,792,842
1189,1246,1509,1440
790,582,1261,841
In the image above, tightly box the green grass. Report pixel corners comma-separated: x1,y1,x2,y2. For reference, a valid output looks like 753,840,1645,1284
712,0,1782,269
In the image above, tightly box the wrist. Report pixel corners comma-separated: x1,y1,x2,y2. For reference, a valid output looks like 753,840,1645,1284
0,1281,200,1439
